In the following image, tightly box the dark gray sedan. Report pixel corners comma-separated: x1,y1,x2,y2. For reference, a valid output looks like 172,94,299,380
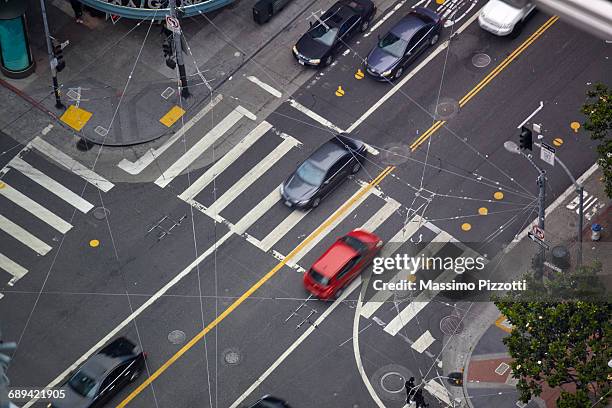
365,7,442,81
280,135,367,209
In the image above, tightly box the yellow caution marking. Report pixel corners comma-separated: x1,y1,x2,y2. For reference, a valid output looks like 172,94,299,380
436,0,445,4
89,239,100,248
495,315,513,333
335,86,345,97
553,137,563,147
570,121,580,133
159,105,186,127
461,223,471,231
478,207,488,215
354,69,364,80
60,105,93,132
115,166,395,408
494,191,504,200
0,182,5,189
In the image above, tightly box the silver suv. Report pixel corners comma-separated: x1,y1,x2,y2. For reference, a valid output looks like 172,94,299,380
478,0,536,36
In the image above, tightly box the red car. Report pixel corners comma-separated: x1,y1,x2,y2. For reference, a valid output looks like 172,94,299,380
304,229,383,300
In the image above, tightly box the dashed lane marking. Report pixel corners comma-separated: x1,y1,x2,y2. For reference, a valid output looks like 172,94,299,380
246,75,282,98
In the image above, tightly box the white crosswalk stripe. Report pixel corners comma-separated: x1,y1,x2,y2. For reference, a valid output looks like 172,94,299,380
411,330,436,353
260,207,310,252
0,252,28,286
8,156,94,213
0,214,52,256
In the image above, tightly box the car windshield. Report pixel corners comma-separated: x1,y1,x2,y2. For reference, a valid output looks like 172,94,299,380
378,32,408,58
500,0,529,8
309,268,330,286
296,160,326,186
309,24,339,47
68,370,98,398
341,235,368,253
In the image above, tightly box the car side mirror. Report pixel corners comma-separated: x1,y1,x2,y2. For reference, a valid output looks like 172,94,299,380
323,179,330,185
309,21,313,27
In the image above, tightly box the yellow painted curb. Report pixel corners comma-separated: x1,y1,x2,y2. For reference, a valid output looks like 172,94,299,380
60,105,93,132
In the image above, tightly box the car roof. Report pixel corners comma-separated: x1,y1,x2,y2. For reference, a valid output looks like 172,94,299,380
321,1,360,27
391,13,428,41
307,138,350,170
312,240,358,278
79,354,120,379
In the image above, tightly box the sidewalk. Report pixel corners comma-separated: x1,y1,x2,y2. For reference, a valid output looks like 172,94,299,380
444,164,610,408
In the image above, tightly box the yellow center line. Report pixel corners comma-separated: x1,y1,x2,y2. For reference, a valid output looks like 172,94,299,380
410,15,559,151
116,165,395,407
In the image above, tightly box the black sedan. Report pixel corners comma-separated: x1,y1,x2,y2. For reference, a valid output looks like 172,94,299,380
48,337,145,408
247,395,292,407
365,7,442,81
292,0,376,67
280,135,367,209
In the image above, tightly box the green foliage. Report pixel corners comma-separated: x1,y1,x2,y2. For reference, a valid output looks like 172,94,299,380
581,83,612,198
494,262,611,407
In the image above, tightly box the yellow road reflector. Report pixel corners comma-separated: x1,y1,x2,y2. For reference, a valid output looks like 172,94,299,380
461,223,471,231
160,105,186,127
354,69,364,80
89,239,100,248
494,191,504,200
478,207,488,215
553,137,564,147
0,182,4,189
436,0,445,4
60,105,93,132
335,85,345,97
570,121,580,133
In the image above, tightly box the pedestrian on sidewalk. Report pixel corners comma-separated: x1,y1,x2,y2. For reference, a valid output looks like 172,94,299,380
405,376,416,403
69,0,84,24
413,388,429,408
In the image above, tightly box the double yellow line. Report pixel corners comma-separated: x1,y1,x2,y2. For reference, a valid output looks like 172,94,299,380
117,15,560,408
410,15,559,151
116,166,395,407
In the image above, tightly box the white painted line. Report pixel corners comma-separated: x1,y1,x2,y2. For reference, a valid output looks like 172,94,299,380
118,94,223,175
288,98,344,134
365,143,380,156
365,0,407,37
154,108,244,188
233,187,282,235
229,276,363,408
260,209,310,252
360,198,400,232
178,121,272,202
29,137,114,192
411,330,436,353
425,379,452,405
286,187,374,268
0,183,72,234
0,252,28,283
346,9,482,134
246,76,282,98
206,136,299,216
0,214,52,256
236,105,257,121
8,156,94,213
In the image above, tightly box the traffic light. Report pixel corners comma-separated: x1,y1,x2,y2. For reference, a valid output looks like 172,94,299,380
519,126,533,150
51,38,65,72
161,27,176,69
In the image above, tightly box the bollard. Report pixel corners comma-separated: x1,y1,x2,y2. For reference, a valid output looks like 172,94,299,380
591,224,602,241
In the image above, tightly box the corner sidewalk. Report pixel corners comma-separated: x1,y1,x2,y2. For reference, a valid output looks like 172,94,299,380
444,164,611,408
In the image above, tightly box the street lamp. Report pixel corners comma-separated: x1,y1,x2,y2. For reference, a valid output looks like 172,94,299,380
504,140,547,279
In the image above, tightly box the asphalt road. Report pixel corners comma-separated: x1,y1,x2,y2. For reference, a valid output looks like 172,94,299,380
0,0,609,407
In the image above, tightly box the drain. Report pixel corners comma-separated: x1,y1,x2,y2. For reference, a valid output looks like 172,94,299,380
433,98,460,120
223,348,242,365
440,315,464,335
380,372,405,394
76,138,94,151
380,142,411,165
92,206,110,220
472,53,491,68
168,330,186,345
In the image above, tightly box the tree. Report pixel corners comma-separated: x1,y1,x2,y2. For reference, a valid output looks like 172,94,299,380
494,263,611,407
581,83,612,198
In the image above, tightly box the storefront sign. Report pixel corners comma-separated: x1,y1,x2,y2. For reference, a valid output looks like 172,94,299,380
79,0,234,19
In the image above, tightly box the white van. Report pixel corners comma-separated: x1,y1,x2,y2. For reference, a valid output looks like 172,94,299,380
478,0,536,36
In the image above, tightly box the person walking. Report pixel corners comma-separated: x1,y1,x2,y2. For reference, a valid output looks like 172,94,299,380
405,377,416,404
413,388,429,408
69,0,84,23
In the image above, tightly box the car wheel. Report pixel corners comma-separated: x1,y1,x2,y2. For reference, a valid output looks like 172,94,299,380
430,33,439,46
311,197,321,208
360,19,370,32
334,288,344,299
323,55,334,66
510,21,523,38
394,67,404,80
129,369,141,382
351,162,361,174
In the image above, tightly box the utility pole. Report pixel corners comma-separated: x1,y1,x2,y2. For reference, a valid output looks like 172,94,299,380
536,168,546,279
168,0,190,98
39,0,64,110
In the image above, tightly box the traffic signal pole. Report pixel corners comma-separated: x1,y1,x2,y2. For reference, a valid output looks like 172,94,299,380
168,0,190,98
39,0,64,110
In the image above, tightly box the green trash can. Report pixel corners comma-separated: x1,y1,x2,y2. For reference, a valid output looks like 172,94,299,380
0,0,36,79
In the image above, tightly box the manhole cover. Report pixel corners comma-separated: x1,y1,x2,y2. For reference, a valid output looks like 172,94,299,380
168,330,186,344
433,98,460,120
371,364,414,401
380,142,411,165
440,315,464,335
76,138,94,151
472,53,491,68
380,372,405,393
92,206,110,220
223,348,242,365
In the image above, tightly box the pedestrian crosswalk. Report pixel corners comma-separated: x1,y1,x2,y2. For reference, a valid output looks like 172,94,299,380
0,137,114,287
